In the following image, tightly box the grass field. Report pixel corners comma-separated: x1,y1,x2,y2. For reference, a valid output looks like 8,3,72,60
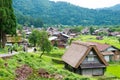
106,64,120,78
74,35,120,48
0,48,8,54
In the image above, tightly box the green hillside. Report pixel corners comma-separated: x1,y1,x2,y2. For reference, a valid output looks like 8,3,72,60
13,0,120,26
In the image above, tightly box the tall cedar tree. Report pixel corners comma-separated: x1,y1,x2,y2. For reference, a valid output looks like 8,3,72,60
0,0,16,48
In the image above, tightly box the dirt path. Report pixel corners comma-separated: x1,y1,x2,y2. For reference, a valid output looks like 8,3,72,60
0,51,19,58
0,48,34,58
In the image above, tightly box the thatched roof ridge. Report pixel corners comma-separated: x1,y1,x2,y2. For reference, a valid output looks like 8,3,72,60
72,41,95,47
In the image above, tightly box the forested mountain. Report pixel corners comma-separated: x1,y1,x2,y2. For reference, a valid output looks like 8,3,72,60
102,4,120,11
13,0,120,27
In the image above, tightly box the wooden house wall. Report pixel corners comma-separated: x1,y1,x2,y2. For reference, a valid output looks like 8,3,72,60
82,50,101,64
104,55,113,62
82,68,104,76
112,51,120,61
65,62,105,76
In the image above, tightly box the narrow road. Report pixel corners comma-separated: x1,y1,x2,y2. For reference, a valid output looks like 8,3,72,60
0,51,18,58
0,48,34,58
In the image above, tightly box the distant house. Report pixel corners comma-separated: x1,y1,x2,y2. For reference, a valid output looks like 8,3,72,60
96,36,103,40
88,42,120,62
49,33,69,48
108,32,120,36
23,26,32,38
46,27,60,36
63,28,78,38
101,51,114,62
62,41,108,76
63,28,72,35
81,28,89,35
6,34,23,45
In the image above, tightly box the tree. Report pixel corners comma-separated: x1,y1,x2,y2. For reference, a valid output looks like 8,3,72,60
37,31,52,58
89,27,94,35
0,0,16,48
71,26,83,33
28,30,40,47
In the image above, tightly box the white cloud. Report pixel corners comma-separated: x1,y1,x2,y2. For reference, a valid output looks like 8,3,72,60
50,0,120,9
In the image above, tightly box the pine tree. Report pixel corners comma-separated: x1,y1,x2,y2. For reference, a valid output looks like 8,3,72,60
0,0,16,48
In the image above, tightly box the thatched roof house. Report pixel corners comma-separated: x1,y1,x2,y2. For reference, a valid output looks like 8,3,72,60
6,34,23,44
88,42,120,62
62,41,108,76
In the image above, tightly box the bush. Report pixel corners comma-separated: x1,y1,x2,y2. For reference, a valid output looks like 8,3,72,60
12,43,23,51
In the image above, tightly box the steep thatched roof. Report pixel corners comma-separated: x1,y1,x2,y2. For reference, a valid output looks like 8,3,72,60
88,42,111,51
62,41,108,68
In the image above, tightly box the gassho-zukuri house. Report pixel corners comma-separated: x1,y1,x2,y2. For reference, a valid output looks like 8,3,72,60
62,41,108,76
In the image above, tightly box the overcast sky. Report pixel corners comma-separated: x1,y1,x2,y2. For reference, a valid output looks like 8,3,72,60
50,0,120,9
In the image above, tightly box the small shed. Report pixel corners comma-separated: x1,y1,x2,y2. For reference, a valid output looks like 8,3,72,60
62,41,108,76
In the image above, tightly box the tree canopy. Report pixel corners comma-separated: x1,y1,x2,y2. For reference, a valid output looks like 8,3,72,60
37,31,52,57
28,30,40,47
13,0,120,26
0,0,16,48
28,30,52,57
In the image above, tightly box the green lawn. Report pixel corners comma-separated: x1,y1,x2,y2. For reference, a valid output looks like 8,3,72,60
74,35,120,48
105,64,120,78
0,48,8,54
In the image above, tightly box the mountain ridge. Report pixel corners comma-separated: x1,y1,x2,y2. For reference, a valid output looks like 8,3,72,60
13,0,120,26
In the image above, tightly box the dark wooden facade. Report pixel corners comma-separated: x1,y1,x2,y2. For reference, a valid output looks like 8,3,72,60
64,49,106,76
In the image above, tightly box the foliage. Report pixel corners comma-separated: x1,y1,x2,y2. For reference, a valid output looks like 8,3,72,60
37,31,53,57
68,38,75,45
97,31,108,36
17,24,23,32
118,37,120,43
89,27,94,35
13,0,120,26
12,43,23,51
0,0,16,48
0,58,4,68
28,29,40,47
0,48,7,54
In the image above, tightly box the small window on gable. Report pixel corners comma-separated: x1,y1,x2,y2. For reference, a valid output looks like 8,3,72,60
87,51,95,62
88,56,94,61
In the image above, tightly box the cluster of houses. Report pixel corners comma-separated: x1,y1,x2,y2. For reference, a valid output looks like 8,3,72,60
82,27,120,38
47,27,77,48
5,26,120,47
62,41,120,76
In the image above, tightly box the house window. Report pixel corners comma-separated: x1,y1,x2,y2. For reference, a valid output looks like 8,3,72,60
88,51,95,62
88,56,94,61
